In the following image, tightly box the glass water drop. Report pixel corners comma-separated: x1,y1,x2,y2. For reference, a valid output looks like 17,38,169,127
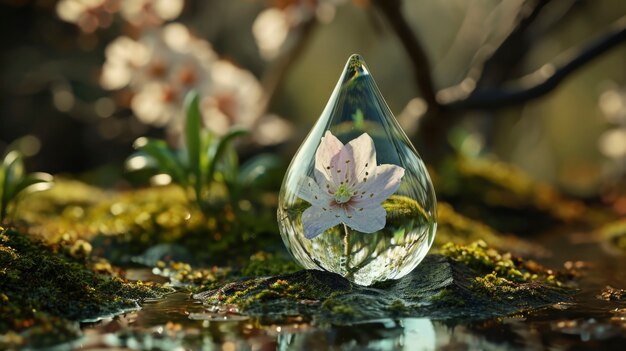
278,54,437,286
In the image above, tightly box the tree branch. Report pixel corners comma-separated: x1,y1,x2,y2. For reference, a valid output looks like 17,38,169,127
444,17,626,110
435,0,554,105
372,0,440,112
475,0,552,88
259,16,318,114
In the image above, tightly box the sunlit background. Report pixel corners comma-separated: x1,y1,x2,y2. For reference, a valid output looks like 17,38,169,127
0,0,624,197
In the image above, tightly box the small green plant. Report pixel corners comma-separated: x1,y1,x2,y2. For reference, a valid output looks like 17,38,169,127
128,91,282,216
0,149,53,223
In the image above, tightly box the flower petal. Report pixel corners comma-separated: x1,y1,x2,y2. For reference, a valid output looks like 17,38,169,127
330,145,355,187
301,206,342,239
343,205,386,233
354,164,405,208
326,133,376,189
314,131,343,188
344,133,376,187
296,176,332,208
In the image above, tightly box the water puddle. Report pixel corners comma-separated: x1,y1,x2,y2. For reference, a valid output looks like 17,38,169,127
71,226,626,350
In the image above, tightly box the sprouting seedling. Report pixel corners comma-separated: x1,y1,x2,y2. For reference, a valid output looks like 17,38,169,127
0,149,53,223
128,91,248,215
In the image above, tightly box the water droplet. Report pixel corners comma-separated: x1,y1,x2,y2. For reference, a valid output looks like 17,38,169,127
278,54,437,286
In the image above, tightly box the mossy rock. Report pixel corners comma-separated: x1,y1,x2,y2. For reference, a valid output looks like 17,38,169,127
434,202,544,256
194,250,572,325
435,156,586,233
151,251,302,294
16,179,544,265
596,218,626,254
16,179,281,265
0,227,172,349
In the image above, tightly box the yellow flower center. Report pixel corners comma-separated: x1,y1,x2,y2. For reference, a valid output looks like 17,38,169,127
334,184,352,204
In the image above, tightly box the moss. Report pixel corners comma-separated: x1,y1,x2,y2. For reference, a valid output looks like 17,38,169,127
324,301,356,317
150,251,300,294
224,283,265,306
15,179,281,265
598,286,626,301
435,155,586,232
388,299,408,313
270,279,290,291
153,260,232,293
597,219,626,252
434,203,541,255
383,195,431,224
473,273,529,301
438,241,574,307
221,274,319,309
197,270,355,323
240,252,301,277
382,197,541,254
196,255,572,324
0,227,171,349
457,157,584,219
428,288,466,307
441,241,563,286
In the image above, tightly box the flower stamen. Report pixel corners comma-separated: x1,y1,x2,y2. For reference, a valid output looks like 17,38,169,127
334,184,353,204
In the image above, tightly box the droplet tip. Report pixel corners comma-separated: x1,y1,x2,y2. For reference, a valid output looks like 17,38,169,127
346,54,368,77
348,53,363,61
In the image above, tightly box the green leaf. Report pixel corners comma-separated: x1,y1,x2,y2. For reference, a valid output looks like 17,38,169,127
0,164,5,221
125,151,158,172
352,108,365,129
184,91,202,194
2,151,24,213
199,130,214,182
0,151,52,222
238,154,283,189
133,138,186,186
219,145,239,185
7,172,53,201
207,128,248,182
3,150,24,182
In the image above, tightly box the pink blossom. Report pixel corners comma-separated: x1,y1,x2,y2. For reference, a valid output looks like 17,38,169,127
298,131,405,239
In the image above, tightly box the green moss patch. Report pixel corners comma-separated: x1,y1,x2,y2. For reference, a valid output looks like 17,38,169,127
194,243,572,325
16,180,280,265
597,218,626,253
0,227,171,349
436,156,586,233
239,251,301,278
441,240,565,285
434,203,543,256
598,285,626,301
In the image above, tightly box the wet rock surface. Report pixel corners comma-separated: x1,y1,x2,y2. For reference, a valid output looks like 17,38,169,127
195,254,571,324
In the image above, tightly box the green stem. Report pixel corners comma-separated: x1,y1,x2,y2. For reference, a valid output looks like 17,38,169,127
343,223,352,278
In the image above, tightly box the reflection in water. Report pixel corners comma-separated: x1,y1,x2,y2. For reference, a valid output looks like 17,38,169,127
278,319,436,351
75,228,626,350
78,294,626,350
401,319,436,351
80,300,510,351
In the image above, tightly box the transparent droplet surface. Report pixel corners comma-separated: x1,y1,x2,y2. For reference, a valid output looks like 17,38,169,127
278,54,437,286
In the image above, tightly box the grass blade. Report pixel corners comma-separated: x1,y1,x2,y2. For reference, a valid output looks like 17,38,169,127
207,129,248,182
184,92,202,195
2,151,24,215
0,164,5,222
133,138,186,186
237,154,283,189
9,173,53,200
